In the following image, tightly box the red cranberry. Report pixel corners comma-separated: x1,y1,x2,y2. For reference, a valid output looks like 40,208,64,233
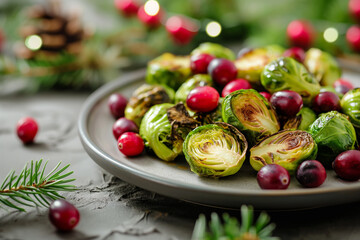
312,92,340,113
346,25,360,52
166,16,198,45
283,47,306,63
207,58,237,87
16,117,38,144
108,93,128,119
221,79,251,97
186,86,219,112
270,90,303,117
49,199,80,231
257,164,290,190
137,2,163,28
112,117,139,140
333,79,354,92
259,91,272,102
286,20,315,49
296,160,327,188
349,0,360,23
333,150,360,181
114,0,139,17
0,28,4,51
118,132,144,157
190,53,215,74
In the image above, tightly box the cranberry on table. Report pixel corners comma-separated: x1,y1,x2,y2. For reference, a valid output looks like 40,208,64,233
257,164,290,190
333,150,360,181
16,117,38,144
186,86,219,112
108,93,128,119
283,47,306,63
270,90,303,117
207,58,237,87
137,2,163,28
190,53,215,74
333,79,354,95
166,16,198,45
118,132,144,157
221,79,252,97
112,117,139,140
286,20,315,49
346,25,360,52
349,0,360,23
114,0,139,17
296,160,327,188
49,199,80,231
259,91,272,102
312,91,340,113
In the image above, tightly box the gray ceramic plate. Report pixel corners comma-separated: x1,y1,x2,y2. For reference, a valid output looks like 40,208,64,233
78,68,360,210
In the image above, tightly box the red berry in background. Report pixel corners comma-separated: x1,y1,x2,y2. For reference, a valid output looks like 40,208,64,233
349,0,360,23
259,91,272,102
333,79,354,95
166,16,198,45
114,0,139,17
286,20,315,49
221,79,252,97
137,1,163,28
346,25,360,52
0,28,4,51
108,93,128,119
190,53,215,74
283,47,306,63
257,164,290,190
270,90,303,117
207,58,237,87
296,160,327,188
312,91,340,113
49,199,80,231
16,117,38,144
112,117,139,140
118,132,144,157
186,86,219,112
333,150,360,181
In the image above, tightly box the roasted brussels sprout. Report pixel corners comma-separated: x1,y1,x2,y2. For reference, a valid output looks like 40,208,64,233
308,111,357,167
222,89,280,145
125,84,175,126
191,42,235,60
146,53,191,90
304,48,341,86
250,130,318,174
283,107,317,131
183,122,248,178
234,45,284,84
175,74,212,103
341,88,360,128
261,57,320,105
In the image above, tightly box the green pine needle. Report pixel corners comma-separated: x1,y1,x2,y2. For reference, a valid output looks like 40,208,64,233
0,159,76,212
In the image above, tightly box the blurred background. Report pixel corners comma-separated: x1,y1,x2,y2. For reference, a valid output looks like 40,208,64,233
0,0,359,93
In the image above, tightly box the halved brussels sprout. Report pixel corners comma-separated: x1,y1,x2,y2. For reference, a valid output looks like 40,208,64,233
125,84,175,126
175,74,212,103
234,45,284,85
183,122,248,178
283,107,317,131
308,111,357,167
261,57,320,105
146,53,191,90
222,89,280,145
250,130,318,174
191,42,235,60
341,88,360,128
304,48,341,86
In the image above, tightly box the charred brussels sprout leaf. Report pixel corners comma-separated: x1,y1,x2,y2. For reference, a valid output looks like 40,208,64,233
234,45,284,85
222,89,280,145
283,107,317,131
183,123,248,178
125,84,175,126
191,42,235,60
175,74,212,103
304,48,341,86
194,98,223,124
146,53,191,90
341,88,360,128
250,130,318,174
308,111,357,167
261,57,320,105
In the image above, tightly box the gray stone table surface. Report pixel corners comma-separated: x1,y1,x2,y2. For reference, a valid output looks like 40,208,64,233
1,88,360,240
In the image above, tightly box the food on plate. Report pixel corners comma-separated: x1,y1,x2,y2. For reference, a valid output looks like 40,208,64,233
340,88,360,128
191,42,235,60
283,107,317,131
175,74,212,104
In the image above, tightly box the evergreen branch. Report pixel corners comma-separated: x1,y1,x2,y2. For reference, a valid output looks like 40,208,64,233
0,159,76,212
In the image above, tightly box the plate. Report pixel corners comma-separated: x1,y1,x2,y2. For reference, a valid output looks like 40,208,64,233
78,68,360,210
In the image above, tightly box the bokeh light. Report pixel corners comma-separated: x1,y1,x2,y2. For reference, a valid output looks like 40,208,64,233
323,27,338,43
206,21,222,37
144,0,160,16
25,35,42,51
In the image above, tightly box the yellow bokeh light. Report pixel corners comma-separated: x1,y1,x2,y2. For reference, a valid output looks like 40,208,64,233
206,21,222,37
144,0,160,16
25,35,42,51
323,27,338,43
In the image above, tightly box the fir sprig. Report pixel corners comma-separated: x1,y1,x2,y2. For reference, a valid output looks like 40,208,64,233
0,159,76,212
192,205,280,240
